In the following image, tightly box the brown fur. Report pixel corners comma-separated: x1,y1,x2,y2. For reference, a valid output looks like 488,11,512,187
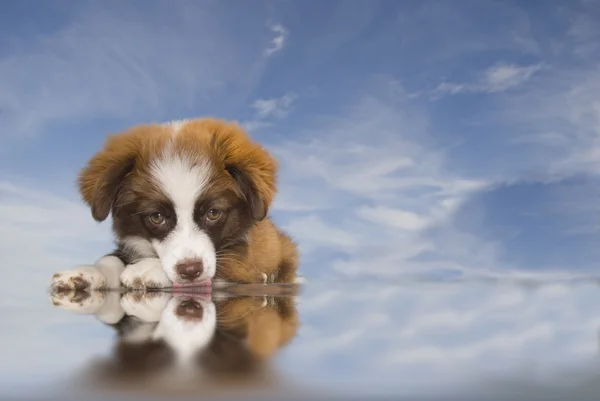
216,219,300,283
77,118,299,284
213,295,300,359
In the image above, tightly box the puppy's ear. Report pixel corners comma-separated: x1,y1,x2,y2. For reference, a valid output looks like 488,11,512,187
78,133,138,222
210,120,278,221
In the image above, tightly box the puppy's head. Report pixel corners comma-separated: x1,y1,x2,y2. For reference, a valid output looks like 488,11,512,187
78,118,278,284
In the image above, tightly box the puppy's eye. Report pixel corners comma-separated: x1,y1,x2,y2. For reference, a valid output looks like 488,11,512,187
206,208,222,221
147,212,166,226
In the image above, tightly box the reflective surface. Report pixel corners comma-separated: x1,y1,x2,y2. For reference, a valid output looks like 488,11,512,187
4,280,600,400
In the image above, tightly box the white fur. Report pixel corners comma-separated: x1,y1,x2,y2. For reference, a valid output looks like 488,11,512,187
50,290,124,325
153,296,217,363
49,256,126,324
50,265,106,290
94,289,126,324
148,149,217,284
95,255,127,288
165,119,190,137
120,291,171,323
120,257,171,289
121,322,158,344
50,255,125,291
121,236,156,258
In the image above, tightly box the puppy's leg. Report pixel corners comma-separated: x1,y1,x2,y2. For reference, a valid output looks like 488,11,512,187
50,255,126,291
120,257,171,290
274,231,300,284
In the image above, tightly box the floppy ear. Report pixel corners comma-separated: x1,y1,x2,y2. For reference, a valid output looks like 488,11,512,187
78,134,137,222
210,121,278,221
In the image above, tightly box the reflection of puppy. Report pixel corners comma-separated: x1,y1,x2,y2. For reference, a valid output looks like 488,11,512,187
50,118,300,292
50,288,299,395
107,293,217,382
213,295,300,360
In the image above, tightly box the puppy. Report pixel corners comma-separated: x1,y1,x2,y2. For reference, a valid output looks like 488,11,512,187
50,118,300,291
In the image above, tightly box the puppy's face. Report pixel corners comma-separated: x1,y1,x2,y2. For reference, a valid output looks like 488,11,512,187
78,119,277,284
111,152,255,284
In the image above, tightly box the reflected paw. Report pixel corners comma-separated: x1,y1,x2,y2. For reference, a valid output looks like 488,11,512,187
121,291,171,322
49,289,106,314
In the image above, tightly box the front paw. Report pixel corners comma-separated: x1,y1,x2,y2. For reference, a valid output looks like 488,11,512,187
50,289,106,315
121,258,171,290
50,266,106,292
262,273,277,284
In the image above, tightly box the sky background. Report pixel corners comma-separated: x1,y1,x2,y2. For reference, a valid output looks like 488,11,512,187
2,0,600,396
2,0,600,285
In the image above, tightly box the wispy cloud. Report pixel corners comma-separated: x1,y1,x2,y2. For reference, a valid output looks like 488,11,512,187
356,206,430,231
0,4,271,141
243,92,297,131
434,63,544,96
252,92,297,119
264,23,289,57
269,78,491,279
0,179,111,305
282,280,600,394
475,64,600,180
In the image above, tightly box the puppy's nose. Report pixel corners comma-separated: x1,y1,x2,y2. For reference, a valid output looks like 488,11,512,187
175,260,204,281
176,299,204,319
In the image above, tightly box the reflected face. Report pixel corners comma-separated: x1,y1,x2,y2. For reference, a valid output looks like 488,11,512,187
152,294,218,362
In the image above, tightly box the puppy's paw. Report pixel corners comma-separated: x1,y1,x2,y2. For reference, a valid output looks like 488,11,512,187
50,266,106,292
121,258,171,290
121,291,171,322
49,289,106,315
261,273,277,284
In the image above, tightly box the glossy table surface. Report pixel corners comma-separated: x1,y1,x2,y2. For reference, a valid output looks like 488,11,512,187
4,278,600,400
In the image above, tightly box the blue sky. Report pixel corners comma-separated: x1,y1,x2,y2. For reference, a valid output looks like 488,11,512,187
6,1,600,396
1,0,600,288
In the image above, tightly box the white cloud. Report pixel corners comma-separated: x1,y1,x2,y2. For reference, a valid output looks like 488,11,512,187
251,92,297,119
0,5,269,140
434,63,544,96
280,280,600,394
481,63,544,92
264,23,289,57
282,214,360,255
269,80,491,279
482,64,600,178
0,179,111,305
356,206,429,231
242,92,297,132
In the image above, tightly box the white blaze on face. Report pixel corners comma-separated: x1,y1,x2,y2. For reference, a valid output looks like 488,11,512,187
165,119,190,137
149,147,216,284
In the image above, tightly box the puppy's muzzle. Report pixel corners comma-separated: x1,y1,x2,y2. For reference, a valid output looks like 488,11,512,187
175,297,205,320
175,260,204,282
